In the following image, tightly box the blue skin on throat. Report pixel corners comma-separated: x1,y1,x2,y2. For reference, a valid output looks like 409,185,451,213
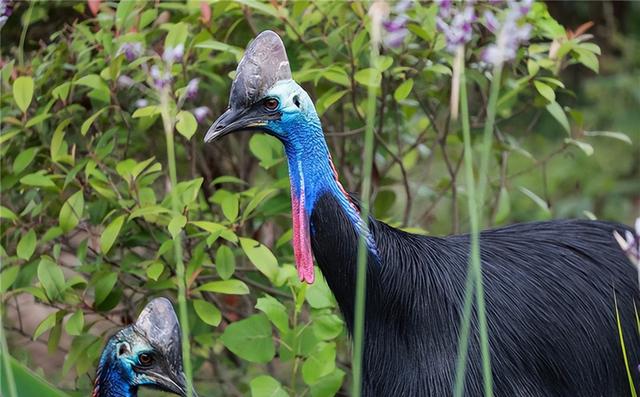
265,80,378,256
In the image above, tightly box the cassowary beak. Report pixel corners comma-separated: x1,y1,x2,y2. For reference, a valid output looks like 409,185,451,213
135,298,198,397
204,107,267,143
204,30,291,144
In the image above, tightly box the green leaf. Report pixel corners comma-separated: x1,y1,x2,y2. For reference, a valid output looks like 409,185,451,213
0,205,18,221
100,215,125,254
59,191,85,232
38,257,66,301
33,311,58,340
65,310,84,336
310,369,345,397
354,68,381,87
17,229,37,260
545,101,570,133
164,22,189,49
394,79,414,102
132,105,160,118
239,238,278,281
220,314,275,363
250,375,288,397
193,299,221,326
1,353,71,397
584,130,632,144
129,205,170,220
13,76,34,113
302,342,336,384
168,215,187,239
256,295,289,332
80,107,108,135
75,74,109,95
534,81,555,102
0,266,20,292
565,138,594,156
146,261,164,281
312,313,343,340
575,48,599,73
197,280,249,295
527,59,539,76
94,272,118,306
20,172,56,188
518,187,550,213
176,110,198,140
12,147,38,174
215,245,236,280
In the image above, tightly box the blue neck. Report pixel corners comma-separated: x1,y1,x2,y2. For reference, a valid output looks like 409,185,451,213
282,119,361,227
94,343,136,397
280,116,377,255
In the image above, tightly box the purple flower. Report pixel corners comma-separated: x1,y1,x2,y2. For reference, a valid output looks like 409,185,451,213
484,11,499,33
163,43,184,64
0,0,13,29
135,99,149,108
150,65,172,89
436,4,476,53
117,42,143,62
382,0,414,48
193,106,210,123
185,78,199,100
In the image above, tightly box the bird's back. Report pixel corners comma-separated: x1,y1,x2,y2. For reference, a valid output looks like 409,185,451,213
310,193,639,397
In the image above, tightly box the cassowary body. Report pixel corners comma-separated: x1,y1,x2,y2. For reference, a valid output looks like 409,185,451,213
93,298,193,397
205,31,640,396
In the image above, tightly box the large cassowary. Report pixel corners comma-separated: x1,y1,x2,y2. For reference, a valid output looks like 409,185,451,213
205,31,640,396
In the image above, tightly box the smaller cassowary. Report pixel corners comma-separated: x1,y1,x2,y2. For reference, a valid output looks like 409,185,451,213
204,31,640,396
93,298,195,397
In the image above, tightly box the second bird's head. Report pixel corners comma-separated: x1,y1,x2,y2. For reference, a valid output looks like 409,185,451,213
94,298,196,397
204,30,319,146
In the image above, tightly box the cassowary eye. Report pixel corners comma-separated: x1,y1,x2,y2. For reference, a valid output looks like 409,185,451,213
138,352,154,366
264,98,279,111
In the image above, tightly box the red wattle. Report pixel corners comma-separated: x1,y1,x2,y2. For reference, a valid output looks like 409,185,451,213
292,189,315,284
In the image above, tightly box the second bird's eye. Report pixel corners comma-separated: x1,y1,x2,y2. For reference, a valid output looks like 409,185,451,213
264,98,279,111
138,352,153,366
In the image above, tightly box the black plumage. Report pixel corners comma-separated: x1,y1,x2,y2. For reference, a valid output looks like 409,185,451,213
312,193,640,396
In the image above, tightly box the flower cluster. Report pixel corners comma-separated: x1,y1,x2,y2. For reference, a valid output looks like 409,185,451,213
0,0,13,29
150,65,172,89
434,0,532,65
435,0,476,52
614,218,640,269
382,0,413,48
481,0,532,65
163,43,184,64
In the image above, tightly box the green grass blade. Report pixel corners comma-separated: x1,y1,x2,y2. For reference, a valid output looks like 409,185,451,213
614,294,638,397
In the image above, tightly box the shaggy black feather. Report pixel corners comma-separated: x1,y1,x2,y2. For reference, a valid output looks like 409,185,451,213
310,193,640,397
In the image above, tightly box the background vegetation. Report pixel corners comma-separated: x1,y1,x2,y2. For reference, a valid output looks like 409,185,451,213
1,1,638,396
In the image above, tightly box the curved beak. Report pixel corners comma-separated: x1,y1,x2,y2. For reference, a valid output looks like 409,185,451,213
204,107,267,143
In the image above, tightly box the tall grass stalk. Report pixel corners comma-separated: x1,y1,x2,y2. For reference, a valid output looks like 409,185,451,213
453,46,499,397
351,7,381,396
159,89,194,397
0,326,18,397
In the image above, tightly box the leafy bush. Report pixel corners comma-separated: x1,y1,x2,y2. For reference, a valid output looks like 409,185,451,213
1,1,637,396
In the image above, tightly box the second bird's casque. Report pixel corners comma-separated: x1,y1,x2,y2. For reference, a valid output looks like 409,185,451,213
205,31,640,396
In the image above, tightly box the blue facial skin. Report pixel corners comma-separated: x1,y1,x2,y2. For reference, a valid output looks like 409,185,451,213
93,328,170,397
263,80,378,256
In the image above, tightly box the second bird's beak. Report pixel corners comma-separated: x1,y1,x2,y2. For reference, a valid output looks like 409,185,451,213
204,107,266,143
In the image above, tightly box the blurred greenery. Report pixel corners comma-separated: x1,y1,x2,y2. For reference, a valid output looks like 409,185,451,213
0,1,638,396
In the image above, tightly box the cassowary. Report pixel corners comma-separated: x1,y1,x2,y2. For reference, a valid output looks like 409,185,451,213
205,31,640,396
93,298,195,397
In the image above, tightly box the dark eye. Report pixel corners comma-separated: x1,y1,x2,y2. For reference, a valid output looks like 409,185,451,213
138,352,154,366
264,98,279,111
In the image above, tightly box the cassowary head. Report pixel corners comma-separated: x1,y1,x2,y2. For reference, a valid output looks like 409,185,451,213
204,30,319,147
93,298,195,397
